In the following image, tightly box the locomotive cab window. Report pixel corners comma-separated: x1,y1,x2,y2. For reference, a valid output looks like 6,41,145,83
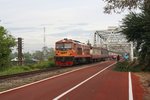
56,44,63,49
64,43,72,49
56,43,72,50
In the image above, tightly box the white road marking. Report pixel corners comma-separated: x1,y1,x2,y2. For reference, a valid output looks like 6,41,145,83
0,62,106,94
53,62,116,100
129,72,133,100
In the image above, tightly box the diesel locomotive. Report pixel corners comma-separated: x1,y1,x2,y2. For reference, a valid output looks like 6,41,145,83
55,38,109,66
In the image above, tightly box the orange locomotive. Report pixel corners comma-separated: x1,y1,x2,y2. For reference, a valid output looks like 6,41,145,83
55,38,109,66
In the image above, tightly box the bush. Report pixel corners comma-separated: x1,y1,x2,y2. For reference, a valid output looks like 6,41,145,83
114,61,129,72
48,61,55,67
129,64,143,72
0,66,32,76
30,61,56,69
114,60,144,72
0,61,56,76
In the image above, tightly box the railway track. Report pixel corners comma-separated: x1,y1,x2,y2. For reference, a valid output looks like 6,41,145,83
0,67,62,80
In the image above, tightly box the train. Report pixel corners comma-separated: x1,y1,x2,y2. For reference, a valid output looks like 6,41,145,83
54,38,109,66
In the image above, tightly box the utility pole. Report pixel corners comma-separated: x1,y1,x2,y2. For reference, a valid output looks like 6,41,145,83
130,42,134,61
18,37,23,66
43,27,47,61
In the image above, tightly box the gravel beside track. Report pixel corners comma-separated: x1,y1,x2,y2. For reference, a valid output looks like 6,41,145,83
0,63,102,92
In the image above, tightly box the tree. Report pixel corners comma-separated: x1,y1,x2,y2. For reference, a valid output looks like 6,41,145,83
10,52,17,59
103,0,150,13
23,52,32,62
0,26,16,68
42,47,54,59
32,50,43,61
33,47,55,61
121,7,150,68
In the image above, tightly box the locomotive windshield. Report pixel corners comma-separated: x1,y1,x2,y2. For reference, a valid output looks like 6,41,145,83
56,43,72,50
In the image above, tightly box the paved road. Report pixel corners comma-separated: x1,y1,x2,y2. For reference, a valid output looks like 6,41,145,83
0,61,143,100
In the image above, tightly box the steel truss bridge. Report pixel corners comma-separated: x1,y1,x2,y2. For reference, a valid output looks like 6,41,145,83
93,27,134,61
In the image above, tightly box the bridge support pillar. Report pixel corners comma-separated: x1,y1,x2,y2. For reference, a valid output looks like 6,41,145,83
130,42,134,61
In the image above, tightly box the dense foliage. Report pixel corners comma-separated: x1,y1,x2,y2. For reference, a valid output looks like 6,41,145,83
0,26,16,68
114,61,144,72
121,6,150,68
103,0,150,13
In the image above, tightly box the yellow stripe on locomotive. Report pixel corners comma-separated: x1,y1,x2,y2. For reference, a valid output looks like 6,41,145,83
55,49,76,56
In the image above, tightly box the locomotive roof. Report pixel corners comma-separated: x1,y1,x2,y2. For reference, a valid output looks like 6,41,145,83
56,38,73,43
56,38,86,45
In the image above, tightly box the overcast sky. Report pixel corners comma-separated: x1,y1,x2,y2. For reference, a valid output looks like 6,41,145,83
0,0,127,52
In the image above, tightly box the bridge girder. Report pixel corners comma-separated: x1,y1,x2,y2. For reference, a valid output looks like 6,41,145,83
94,27,134,61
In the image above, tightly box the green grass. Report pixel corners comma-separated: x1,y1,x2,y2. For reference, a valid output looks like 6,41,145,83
114,60,144,72
0,61,56,76
0,66,32,76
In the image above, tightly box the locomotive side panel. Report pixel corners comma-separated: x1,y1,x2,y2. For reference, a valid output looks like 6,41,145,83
72,41,91,64
90,47,109,61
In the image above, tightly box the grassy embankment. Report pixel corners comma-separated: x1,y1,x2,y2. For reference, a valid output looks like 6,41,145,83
0,61,55,76
114,60,150,72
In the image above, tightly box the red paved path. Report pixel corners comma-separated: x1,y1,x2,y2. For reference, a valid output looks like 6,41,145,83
0,61,143,100
61,68,129,100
